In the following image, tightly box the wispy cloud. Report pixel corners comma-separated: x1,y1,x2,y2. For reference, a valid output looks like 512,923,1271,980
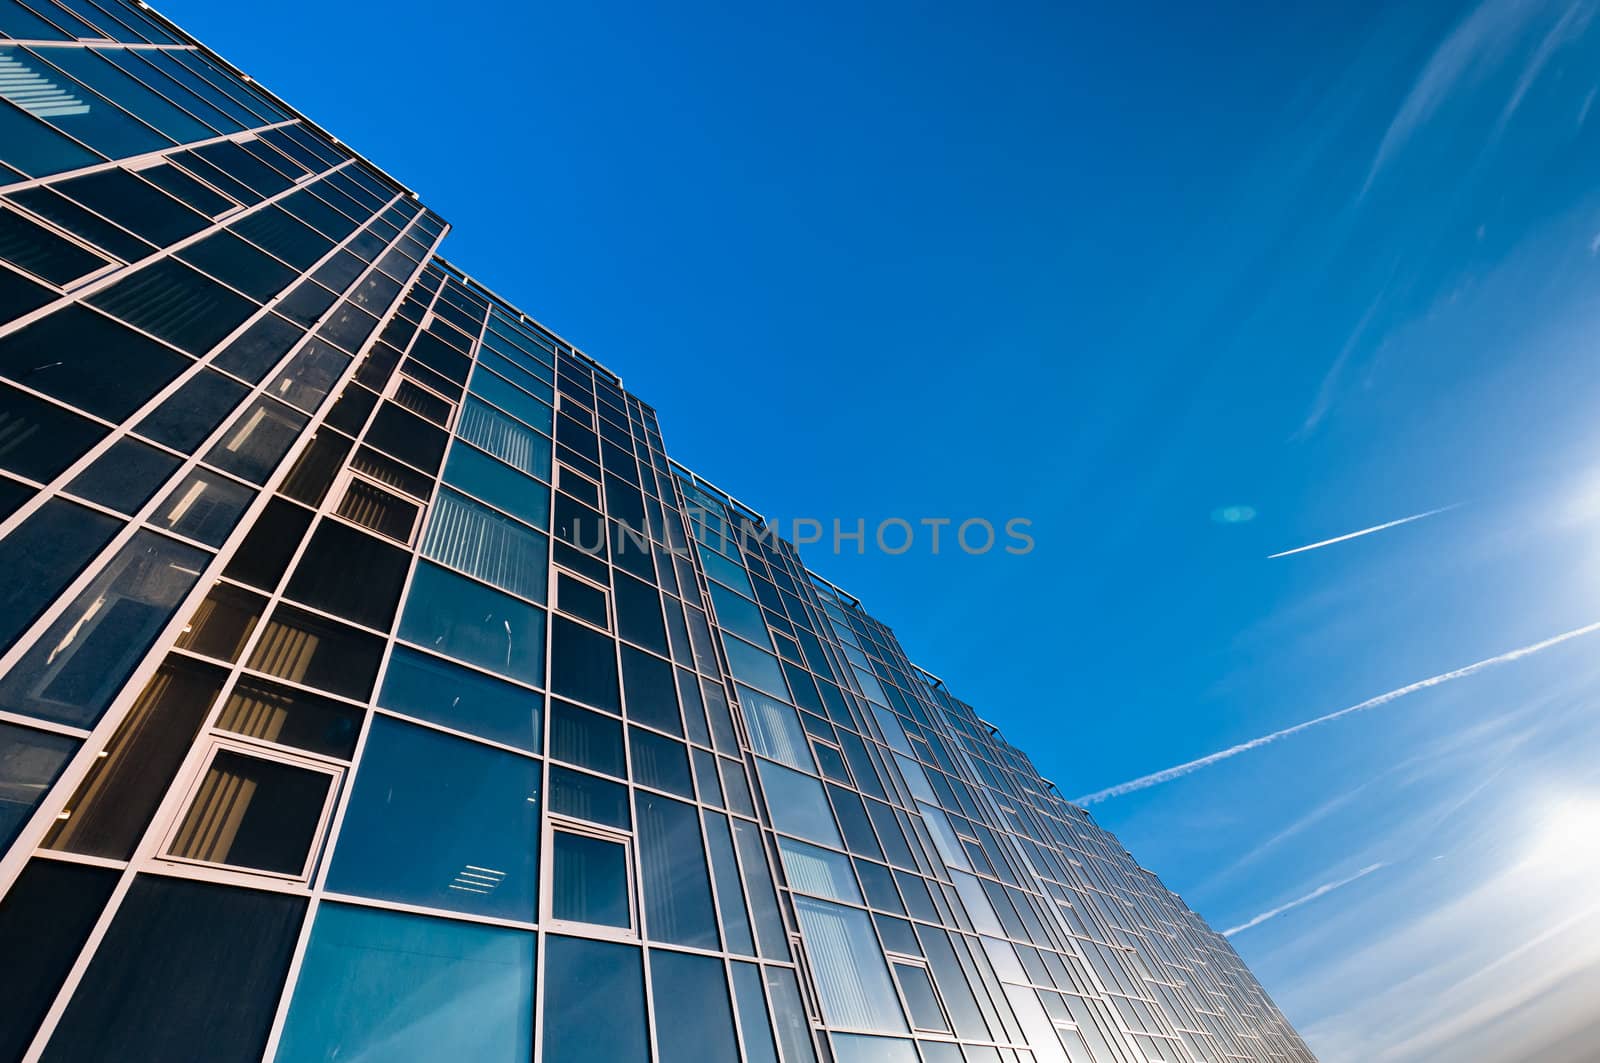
1267,504,1460,559
1361,0,1584,197
1075,619,1600,804
1223,862,1388,937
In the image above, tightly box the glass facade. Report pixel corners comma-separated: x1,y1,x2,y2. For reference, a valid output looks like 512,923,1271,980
0,3,1315,1061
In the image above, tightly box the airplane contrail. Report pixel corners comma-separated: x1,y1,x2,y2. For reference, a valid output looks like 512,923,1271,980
1075,619,1600,805
1222,862,1388,937
1268,504,1461,559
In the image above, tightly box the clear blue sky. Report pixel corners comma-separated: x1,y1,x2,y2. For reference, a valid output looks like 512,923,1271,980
164,0,1600,1058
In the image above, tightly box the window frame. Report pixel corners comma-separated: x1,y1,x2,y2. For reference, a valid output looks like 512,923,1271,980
540,813,639,943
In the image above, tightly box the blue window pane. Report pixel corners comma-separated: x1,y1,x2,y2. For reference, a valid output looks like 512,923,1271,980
629,727,693,798
551,830,630,928
42,47,214,142
378,646,541,751
274,903,533,1063
397,562,545,685
793,896,907,1033
723,637,788,699
542,936,648,1063
328,716,539,921
469,368,552,435
0,97,100,177
703,811,755,956
755,760,842,847
763,967,817,1063
549,764,629,828
649,950,739,1063
730,961,780,1063
1,48,169,158
0,721,78,849
635,792,719,950
830,1034,918,1063
443,443,549,529
779,837,863,905
457,399,551,480
421,489,547,602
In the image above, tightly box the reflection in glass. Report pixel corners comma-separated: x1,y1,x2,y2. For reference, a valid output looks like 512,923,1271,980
397,562,545,686
756,760,842,847
551,830,630,928
168,750,329,876
274,903,534,1063
379,646,541,751
793,896,908,1033
542,936,648,1063
0,721,78,850
649,950,740,1063
635,792,719,950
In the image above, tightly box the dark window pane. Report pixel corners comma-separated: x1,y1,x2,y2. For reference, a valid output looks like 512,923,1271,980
40,876,304,1063
148,467,253,546
134,368,248,452
177,230,297,302
557,572,607,626
621,646,679,734
335,478,417,541
0,859,119,1063
193,140,294,197
613,572,666,655
278,429,354,507
284,519,409,630
365,401,446,473
174,581,265,662
222,497,311,590
216,676,363,759
0,380,106,481
327,715,539,921
542,937,648,1063
7,185,154,262
0,97,100,179
211,312,302,383
167,750,329,875
549,765,629,828
227,206,329,269
635,791,719,949
351,445,432,498
53,168,207,246
247,601,383,698
0,305,189,420
893,962,950,1032
650,950,740,1063
44,657,226,859
203,395,307,483
1,260,55,324
324,383,378,436
550,698,624,776
138,162,234,216
630,727,693,799
550,615,617,712
704,811,755,955
397,562,545,685
442,443,548,530
88,257,257,356
274,903,534,1063
552,829,630,927
0,720,78,848
378,646,541,751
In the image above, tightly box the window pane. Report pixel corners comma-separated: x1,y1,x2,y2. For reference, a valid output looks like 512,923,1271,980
456,398,550,480
135,368,249,453
0,530,208,728
621,646,679,734
0,381,105,482
549,697,624,776
549,614,617,711
740,687,812,770
216,676,363,760
327,715,539,921
397,562,545,685
542,936,647,1063
66,437,179,515
0,859,118,1063
831,1034,918,1063
204,395,309,484
703,811,755,955
422,489,547,602
893,963,950,1033
793,896,908,1033
44,657,224,859
443,442,549,529
88,257,255,356
175,581,265,662
780,837,864,905
41,876,304,1063
0,497,119,653
0,720,77,849
248,604,383,701
730,961,780,1063
629,727,692,798
379,645,541,751
555,572,607,626
549,764,629,828
755,760,842,847
649,950,739,1063
551,830,630,927
168,750,329,876
635,792,718,949
763,966,818,1063
274,903,534,1063
284,519,410,630
222,497,311,590
149,467,253,547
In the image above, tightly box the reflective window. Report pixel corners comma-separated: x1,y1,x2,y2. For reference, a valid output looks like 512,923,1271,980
136,368,250,453
0,497,119,653
274,903,534,1063
327,716,539,921
730,961,780,1063
0,530,207,728
763,966,818,1063
831,1034,918,1063
443,442,549,529
549,765,629,828
0,381,104,482
285,519,410,630
43,876,304,1062
649,950,740,1063
635,792,719,949
248,604,383,701
612,571,666,655
549,615,617,712
88,257,255,356
456,398,550,480
216,676,363,760
550,827,631,928
0,306,189,422
702,811,755,955
167,749,332,877
549,698,624,776
149,467,253,547
756,760,842,847
740,687,812,770
397,562,545,685
379,646,540,751
0,720,77,849
779,837,864,904
205,395,309,484
223,497,312,590
45,656,224,860
892,962,951,1033
621,646,678,734
66,437,180,515
542,936,648,1063
793,896,908,1033
422,489,547,602
629,727,692,798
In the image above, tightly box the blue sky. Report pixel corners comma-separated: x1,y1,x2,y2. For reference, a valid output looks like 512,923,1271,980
164,0,1600,1057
